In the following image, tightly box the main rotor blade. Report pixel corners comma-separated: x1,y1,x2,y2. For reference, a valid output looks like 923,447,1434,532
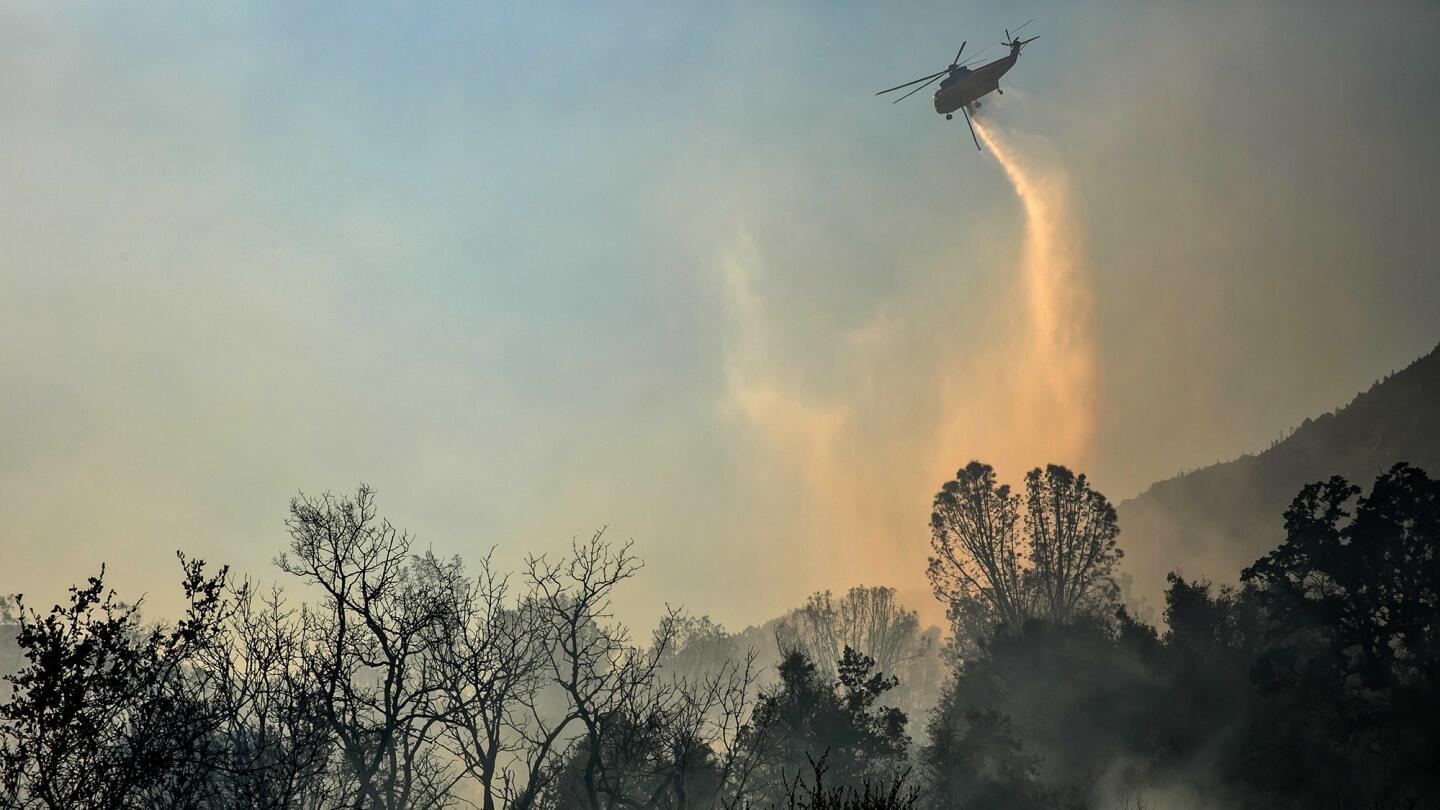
1010,19,1034,37
876,68,948,96
959,38,1004,66
892,71,945,104
953,41,966,64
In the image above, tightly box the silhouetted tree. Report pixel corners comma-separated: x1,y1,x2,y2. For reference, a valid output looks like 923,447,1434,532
775,587,940,718
192,583,343,809
737,648,908,804
0,556,232,810
781,753,919,810
522,533,684,810
1152,575,1261,777
928,463,1030,644
544,658,757,810
921,465,1440,810
1242,462,1440,806
929,462,1123,655
276,486,461,810
424,549,562,810
1022,466,1122,624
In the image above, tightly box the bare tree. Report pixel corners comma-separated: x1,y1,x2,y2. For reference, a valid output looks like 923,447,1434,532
676,654,761,810
3,495,792,810
599,652,760,810
276,486,461,810
779,588,928,679
424,550,554,810
524,531,678,810
192,583,341,810
424,530,738,810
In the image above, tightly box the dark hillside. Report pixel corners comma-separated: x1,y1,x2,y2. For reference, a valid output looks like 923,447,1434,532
1119,342,1440,612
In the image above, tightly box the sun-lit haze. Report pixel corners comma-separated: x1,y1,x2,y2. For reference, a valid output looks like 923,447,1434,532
3,2,1440,630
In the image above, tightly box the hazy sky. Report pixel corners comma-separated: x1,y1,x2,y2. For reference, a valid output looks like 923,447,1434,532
4,1,1439,629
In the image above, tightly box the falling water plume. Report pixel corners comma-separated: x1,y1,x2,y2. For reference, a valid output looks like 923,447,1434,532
721,118,1100,610
962,117,1099,470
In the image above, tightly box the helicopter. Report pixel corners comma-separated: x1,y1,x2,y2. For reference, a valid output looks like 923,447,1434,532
876,21,1040,150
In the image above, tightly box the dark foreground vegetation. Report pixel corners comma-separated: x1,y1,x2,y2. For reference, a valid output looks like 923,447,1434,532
2,462,1436,810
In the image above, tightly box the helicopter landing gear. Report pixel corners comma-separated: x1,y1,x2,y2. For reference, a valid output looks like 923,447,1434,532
997,87,1003,94
946,113,953,120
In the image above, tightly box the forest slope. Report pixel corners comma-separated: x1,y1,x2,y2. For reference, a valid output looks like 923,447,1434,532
1119,342,1440,612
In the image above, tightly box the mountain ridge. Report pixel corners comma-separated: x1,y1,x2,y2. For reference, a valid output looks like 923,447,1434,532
1118,341,1440,613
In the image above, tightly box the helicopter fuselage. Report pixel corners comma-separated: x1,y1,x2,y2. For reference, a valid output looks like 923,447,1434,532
934,52,1017,114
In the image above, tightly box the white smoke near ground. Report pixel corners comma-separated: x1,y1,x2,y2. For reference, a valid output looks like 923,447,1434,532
722,116,1098,611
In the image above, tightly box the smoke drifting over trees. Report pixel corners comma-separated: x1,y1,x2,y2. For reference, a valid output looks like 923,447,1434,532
4,454,1438,809
3,4,1438,809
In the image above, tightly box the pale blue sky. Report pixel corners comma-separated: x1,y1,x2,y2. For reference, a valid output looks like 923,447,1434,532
4,1,1439,627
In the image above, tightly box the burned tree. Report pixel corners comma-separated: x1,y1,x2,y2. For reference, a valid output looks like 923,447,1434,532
276,486,461,810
